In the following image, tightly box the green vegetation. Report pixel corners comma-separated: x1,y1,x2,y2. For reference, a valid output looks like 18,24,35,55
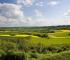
0,25,70,60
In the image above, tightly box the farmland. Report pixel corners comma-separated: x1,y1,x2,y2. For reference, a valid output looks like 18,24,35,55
0,26,70,60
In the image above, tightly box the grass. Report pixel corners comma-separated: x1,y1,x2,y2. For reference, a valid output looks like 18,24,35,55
48,30,70,38
0,35,70,46
0,30,70,46
30,37,70,46
0,30,70,60
39,50,70,60
0,34,10,36
61,30,70,32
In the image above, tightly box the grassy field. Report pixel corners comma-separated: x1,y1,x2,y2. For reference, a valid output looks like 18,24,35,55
0,29,70,60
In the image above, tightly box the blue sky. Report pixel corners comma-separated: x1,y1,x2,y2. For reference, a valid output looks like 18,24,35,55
0,0,16,3
0,0,70,27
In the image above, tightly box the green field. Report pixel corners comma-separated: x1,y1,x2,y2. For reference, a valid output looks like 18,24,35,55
0,27,70,60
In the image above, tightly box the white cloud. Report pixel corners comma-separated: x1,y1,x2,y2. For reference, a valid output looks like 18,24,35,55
0,16,8,23
28,18,70,26
17,0,34,6
25,0,33,5
64,10,70,17
0,3,23,18
35,10,43,17
0,3,28,27
35,1,44,7
47,0,59,6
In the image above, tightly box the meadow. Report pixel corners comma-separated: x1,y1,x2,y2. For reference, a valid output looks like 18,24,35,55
0,26,70,60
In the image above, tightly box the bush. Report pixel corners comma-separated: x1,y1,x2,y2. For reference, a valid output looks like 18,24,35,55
30,53,39,59
68,33,70,36
10,33,15,36
41,34,49,38
4,51,26,60
33,33,49,38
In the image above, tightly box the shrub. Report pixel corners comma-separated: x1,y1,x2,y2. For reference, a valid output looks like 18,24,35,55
30,53,39,59
68,33,70,36
4,51,26,60
33,33,49,38
10,33,15,36
41,34,49,38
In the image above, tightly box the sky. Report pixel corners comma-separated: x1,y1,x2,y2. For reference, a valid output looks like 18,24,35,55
0,0,70,27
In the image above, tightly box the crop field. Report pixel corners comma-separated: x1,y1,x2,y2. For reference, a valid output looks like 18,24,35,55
39,30,69,38
0,27,70,60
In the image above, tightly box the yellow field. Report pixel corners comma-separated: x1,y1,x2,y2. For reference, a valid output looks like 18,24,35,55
61,30,70,32
0,34,10,36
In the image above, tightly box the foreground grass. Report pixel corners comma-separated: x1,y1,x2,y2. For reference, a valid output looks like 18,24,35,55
38,50,70,60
